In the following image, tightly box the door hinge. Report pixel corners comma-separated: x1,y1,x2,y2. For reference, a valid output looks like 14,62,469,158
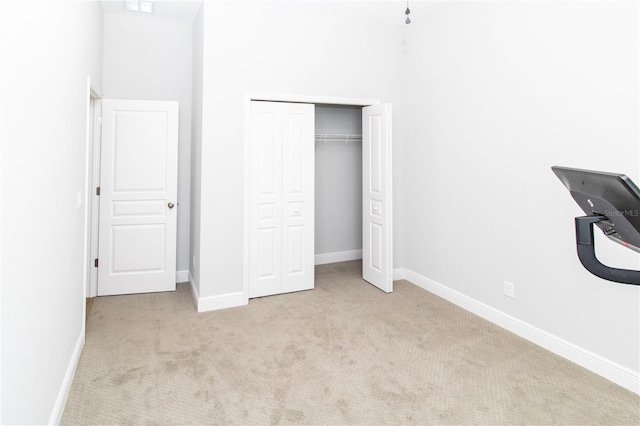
96,187,100,196
94,259,99,268
97,116,102,125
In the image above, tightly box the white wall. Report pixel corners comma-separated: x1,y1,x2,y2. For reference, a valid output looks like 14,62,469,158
400,1,639,374
190,3,204,291
0,1,103,423
195,1,403,299
315,105,363,256
102,11,193,273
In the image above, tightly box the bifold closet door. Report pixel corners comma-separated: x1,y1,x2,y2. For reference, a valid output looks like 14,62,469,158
249,101,315,298
362,103,393,293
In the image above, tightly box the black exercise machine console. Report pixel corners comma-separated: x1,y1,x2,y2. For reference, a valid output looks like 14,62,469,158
552,166,640,286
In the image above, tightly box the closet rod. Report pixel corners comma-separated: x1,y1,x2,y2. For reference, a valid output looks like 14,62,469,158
315,133,362,143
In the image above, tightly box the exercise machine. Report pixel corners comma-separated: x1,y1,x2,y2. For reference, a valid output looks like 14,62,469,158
552,166,640,285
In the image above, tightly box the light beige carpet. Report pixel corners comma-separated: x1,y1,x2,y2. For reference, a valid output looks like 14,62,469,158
62,260,639,425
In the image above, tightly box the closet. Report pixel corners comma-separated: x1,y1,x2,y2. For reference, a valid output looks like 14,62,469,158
247,98,393,299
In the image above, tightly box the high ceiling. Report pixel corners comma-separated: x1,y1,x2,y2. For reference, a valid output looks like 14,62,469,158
101,1,203,23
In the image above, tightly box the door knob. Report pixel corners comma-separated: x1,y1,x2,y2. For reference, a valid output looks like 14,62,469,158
168,202,175,209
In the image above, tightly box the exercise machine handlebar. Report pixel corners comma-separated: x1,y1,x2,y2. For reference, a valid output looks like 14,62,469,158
575,215,640,285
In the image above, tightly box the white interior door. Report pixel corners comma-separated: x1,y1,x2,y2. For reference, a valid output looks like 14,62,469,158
249,101,314,298
98,99,179,296
362,104,393,293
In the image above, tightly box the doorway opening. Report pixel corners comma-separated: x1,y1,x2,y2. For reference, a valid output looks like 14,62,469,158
85,99,180,299
314,104,363,266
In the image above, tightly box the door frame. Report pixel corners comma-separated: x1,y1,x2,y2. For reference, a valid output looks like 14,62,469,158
243,93,386,303
83,78,102,302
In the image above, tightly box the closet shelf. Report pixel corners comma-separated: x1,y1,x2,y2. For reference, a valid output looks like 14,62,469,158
315,133,362,143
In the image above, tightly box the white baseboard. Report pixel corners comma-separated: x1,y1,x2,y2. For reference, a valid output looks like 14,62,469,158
197,291,247,313
49,331,84,425
393,268,406,281
315,249,362,265
188,271,247,313
176,270,188,283
398,267,640,395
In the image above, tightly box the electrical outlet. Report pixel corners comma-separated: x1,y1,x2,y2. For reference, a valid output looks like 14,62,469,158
504,281,515,299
